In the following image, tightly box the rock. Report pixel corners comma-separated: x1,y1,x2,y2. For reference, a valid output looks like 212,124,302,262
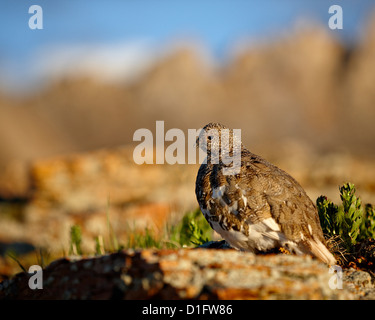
0,161,30,199
197,240,232,249
27,146,197,213
0,249,356,300
0,146,198,254
344,270,373,288
343,269,375,300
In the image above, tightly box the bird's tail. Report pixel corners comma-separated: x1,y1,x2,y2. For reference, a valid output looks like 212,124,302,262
306,238,336,265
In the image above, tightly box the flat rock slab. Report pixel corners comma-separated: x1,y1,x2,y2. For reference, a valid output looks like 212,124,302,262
0,249,363,300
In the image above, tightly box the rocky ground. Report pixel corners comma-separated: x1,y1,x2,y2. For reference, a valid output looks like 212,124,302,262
0,146,374,300
0,248,374,300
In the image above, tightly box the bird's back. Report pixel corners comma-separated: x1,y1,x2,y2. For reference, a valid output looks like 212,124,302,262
195,147,336,265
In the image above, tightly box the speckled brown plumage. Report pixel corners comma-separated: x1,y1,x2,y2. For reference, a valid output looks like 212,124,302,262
195,123,336,265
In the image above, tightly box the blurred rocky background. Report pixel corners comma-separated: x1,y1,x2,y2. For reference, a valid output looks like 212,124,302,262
1,2,375,282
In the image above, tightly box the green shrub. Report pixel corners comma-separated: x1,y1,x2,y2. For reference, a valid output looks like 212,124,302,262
317,182,375,253
176,208,213,246
362,204,375,239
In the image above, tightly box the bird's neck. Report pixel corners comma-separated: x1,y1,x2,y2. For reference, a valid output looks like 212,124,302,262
206,145,244,166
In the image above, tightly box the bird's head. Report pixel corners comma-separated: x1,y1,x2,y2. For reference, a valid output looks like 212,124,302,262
196,122,242,162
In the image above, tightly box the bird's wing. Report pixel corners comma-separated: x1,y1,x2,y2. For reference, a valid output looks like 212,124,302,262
240,157,323,241
239,157,336,264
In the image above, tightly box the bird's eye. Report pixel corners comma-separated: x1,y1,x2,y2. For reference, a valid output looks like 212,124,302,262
208,136,212,141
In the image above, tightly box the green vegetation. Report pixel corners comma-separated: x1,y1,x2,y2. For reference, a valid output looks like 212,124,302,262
69,225,83,255
174,208,213,247
67,208,213,255
317,182,375,254
124,208,213,250
105,198,120,252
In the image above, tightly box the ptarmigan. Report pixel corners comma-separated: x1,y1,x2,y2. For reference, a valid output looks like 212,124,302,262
195,122,336,265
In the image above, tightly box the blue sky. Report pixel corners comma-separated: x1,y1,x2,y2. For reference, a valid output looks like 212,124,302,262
0,0,374,93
